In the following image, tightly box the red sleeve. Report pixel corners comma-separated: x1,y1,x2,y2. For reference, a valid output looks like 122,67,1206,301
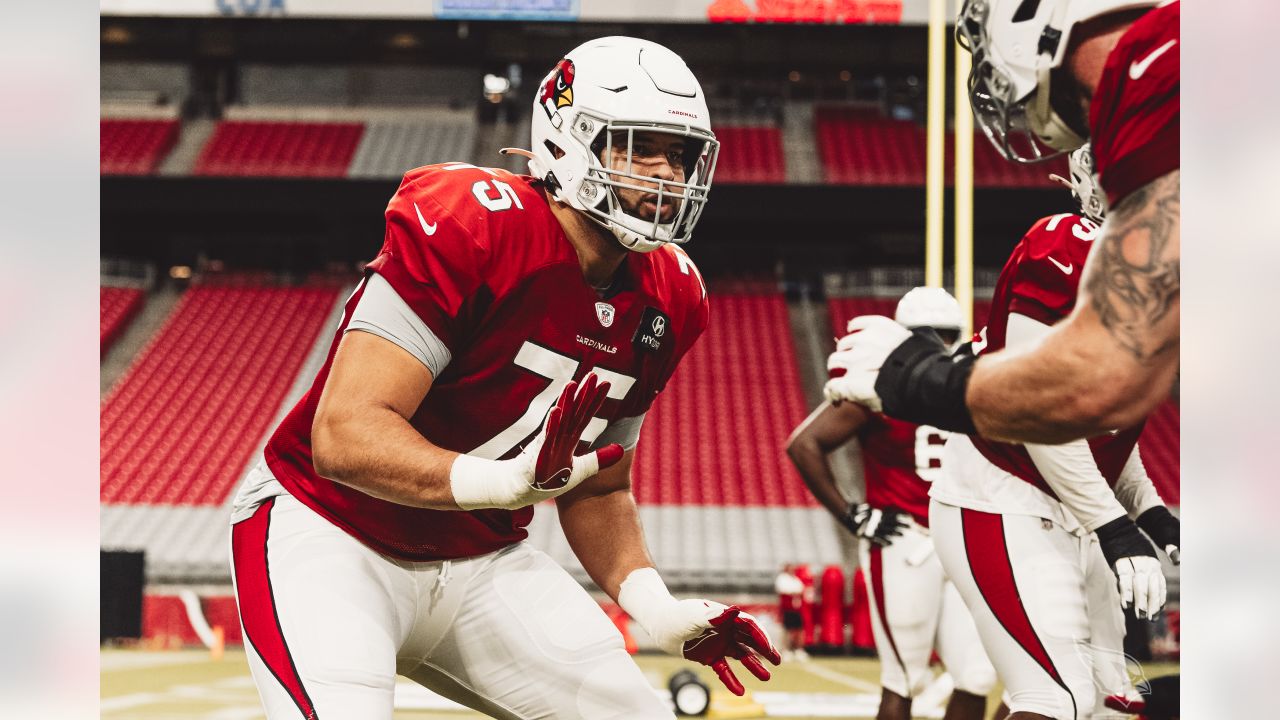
1088,1,1179,206
1006,217,1081,326
364,170,486,353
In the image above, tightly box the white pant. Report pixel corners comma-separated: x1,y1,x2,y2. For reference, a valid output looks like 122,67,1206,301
230,493,671,720
859,520,997,699
931,500,1133,719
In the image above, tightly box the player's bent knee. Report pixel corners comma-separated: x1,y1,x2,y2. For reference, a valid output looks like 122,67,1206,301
952,662,998,697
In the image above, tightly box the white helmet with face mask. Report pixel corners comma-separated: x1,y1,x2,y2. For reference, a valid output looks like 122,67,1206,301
956,0,1161,163
518,36,719,253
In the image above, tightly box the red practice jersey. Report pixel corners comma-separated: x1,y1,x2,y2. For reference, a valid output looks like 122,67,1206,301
1089,0,1179,206
969,213,1145,497
858,414,946,527
265,163,709,561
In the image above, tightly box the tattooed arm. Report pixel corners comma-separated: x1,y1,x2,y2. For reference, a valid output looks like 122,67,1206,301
964,171,1180,443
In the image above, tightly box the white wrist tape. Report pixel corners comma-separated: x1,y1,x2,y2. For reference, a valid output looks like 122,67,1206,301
618,567,718,656
448,454,527,511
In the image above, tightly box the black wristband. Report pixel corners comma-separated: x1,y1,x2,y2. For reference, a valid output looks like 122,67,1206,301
874,327,978,434
1135,506,1179,549
1094,515,1158,567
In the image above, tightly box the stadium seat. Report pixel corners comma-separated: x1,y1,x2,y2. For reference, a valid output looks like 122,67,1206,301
712,126,787,184
100,284,339,506
194,121,365,177
632,292,816,508
101,286,146,355
1139,400,1180,506
100,119,180,175
815,107,1065,188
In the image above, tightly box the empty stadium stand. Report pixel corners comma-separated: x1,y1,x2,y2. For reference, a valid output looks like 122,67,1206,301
347,112,479,178
193,121,365,177
100,283,340,506
814,106,1065,187
100,119,180,175
101,286,146,354
712,126,788,184
1140,400,1180,506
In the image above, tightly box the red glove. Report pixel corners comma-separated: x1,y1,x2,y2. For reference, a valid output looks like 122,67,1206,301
682,605,782,696
533,373,621,489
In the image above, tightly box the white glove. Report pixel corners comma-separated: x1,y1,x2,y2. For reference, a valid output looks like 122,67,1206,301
450,374,623,510
1113,555,1168,621
824,316,911,411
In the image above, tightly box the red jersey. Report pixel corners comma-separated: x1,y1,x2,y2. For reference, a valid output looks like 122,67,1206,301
858,414,946,527
969,214,1145,497
265,163,709,561
1089,1,1179,206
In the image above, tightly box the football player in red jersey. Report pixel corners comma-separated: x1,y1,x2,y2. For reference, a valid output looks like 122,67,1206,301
788,288,999,720
228,37,778,720
825,0,1179,445
926,147,1179,720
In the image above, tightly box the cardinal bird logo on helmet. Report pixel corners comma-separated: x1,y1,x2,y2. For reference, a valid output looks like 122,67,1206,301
539,58,575,119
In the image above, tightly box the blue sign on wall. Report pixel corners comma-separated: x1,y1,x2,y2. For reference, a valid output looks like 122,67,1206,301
436,0,577,21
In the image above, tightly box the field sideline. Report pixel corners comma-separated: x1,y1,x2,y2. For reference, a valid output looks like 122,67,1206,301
101,648,1179,719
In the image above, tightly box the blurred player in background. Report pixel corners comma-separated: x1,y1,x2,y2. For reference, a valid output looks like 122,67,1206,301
826,0,1179,445
228,37,778,720
774,563,808,661
788,288,999,720
926,147,1180,720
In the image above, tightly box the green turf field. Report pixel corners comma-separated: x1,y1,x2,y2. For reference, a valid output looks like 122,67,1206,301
101,647,1178,719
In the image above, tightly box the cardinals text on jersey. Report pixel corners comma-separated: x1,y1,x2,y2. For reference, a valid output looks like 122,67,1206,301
264,163,709,560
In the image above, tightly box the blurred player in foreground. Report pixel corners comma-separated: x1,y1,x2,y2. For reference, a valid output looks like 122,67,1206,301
826,0,1179,445
926,148,1180,720
228,37,777,720
788,288,1000,720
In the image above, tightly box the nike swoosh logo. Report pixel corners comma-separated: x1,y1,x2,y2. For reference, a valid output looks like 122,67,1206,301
413,202,437,236
598,85,628,93
1048,257,1073,275
1129,39,1176,80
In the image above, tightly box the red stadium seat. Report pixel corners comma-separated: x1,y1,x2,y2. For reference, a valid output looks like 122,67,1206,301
814,107,1065,188
101,119,180,176
101,286,146,355
713,126,787,184
632,292,817,508
101,284,339,505
193,121,365,177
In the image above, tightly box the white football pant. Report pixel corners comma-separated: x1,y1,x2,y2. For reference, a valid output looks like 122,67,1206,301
931,500,1136,719
230,493,671,720
860,518,998,699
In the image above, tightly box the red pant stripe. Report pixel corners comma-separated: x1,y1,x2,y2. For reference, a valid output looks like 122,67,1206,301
868,544,911,693
232,499,317,719
961,508,1074,714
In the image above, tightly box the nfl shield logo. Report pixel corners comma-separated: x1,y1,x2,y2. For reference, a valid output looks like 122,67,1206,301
595,302,615,328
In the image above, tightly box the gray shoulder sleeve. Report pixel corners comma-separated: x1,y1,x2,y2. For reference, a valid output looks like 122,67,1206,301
346,272,452,378
592,413,645,452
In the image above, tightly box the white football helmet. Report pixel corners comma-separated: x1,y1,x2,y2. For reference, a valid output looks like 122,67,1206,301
956,0,1160,163
1050,143,1107,222
895,287,963,339
522,36,719,253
